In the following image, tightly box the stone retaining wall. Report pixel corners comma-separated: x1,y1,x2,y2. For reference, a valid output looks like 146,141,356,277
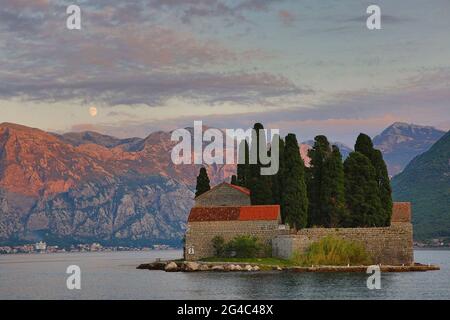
185,220,287,261
272,222,413,265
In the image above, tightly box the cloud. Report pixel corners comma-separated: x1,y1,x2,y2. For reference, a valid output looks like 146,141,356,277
149,0,285,23
0,72,306,106
0,1,285,106
278,10,296,27
345,14,413,25
72,70,449,144
3,0,49,9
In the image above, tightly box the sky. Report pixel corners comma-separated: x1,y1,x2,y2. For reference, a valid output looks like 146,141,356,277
0,0,449,145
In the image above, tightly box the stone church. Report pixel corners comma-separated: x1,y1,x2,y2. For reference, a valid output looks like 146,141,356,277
184,182,414,265
185,182,286,261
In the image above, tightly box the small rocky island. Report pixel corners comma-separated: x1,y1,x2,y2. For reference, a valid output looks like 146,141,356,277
136,182,441,274
138,132,442,274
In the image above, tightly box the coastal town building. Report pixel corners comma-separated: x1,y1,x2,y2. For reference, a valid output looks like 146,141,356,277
185,183,414,265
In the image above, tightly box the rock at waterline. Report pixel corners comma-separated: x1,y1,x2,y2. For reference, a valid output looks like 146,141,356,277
184,262,200,272
199,264,210,271
211,265,225,271
244,265,253,271
165,262,179,272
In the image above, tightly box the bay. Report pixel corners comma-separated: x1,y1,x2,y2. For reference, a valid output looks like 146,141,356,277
0,249,449,300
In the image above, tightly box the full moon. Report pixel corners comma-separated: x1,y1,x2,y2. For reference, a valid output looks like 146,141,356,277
89,106,98,117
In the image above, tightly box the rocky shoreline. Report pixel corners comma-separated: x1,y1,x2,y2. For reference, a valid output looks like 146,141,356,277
137,261,440,273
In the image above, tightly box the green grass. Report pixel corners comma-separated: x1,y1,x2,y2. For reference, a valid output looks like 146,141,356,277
199,236,372,268
292,236,372,266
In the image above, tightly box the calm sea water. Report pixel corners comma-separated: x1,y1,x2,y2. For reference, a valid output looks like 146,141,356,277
0,249,449,300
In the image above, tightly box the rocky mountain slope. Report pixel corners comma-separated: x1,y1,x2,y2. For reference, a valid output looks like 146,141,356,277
373,122,446,176
1,121,448,245
0,123,233,246
392,130,450,241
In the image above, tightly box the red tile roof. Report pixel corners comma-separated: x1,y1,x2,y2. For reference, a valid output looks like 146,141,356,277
391,202,411,222
188,205,280,222
194,182,250,199
188,206,240,222
225,183,251,196
239,205,280,221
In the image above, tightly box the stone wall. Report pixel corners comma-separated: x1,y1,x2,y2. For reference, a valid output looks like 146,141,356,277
185,220,287,261
194,183,251,207
272,222,414,265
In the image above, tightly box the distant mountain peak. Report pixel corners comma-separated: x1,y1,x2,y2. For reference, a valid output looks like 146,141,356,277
392,131,450,240
386,122,440,131
374,122,446,176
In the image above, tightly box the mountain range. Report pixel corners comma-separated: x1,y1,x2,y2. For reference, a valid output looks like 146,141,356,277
0,123,233,246
373,122,446,176
392,130,450,241
0,121,447,245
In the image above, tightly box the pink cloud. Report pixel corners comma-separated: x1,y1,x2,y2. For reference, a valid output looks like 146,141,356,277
73,26,261,70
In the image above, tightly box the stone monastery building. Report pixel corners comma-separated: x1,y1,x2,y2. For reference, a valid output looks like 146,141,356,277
185,182,414,265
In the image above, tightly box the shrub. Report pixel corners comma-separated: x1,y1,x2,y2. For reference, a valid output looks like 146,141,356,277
212,235,225,257
210,235,269,258
227,235,262,258
292,236,372,266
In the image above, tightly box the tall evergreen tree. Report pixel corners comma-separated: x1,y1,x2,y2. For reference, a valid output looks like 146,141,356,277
372,149,393,225
321,145,348,227
237,140,251,188
354,133,373,157
282,134,308,229
195,167,211,198
355,133,393,226
343,152,383,227
270,134,285,208
307,135,331,226
249,123,273,205
230,175,238,185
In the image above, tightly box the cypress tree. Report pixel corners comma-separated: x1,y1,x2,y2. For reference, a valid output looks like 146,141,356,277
354,133,373,157
372,149,393,225
230,175,238,185
321,145,348,227
237,140,250,188
307,135,331,226
355,133,393,226
343,152,383,227
282,133,308,229
270,134,285,207
249,123,273,205
195,167,211,198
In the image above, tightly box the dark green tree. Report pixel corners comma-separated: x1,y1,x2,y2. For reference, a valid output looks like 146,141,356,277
237,140,251,188
343,152,383,227
354,133,374,156
355,133,393,226
195,167,211,198
321,145,348,227
230,175,238,185
372,149,393,225
270,134,285,208
282,133,308,229
249,123,273,205
307,135,332,226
